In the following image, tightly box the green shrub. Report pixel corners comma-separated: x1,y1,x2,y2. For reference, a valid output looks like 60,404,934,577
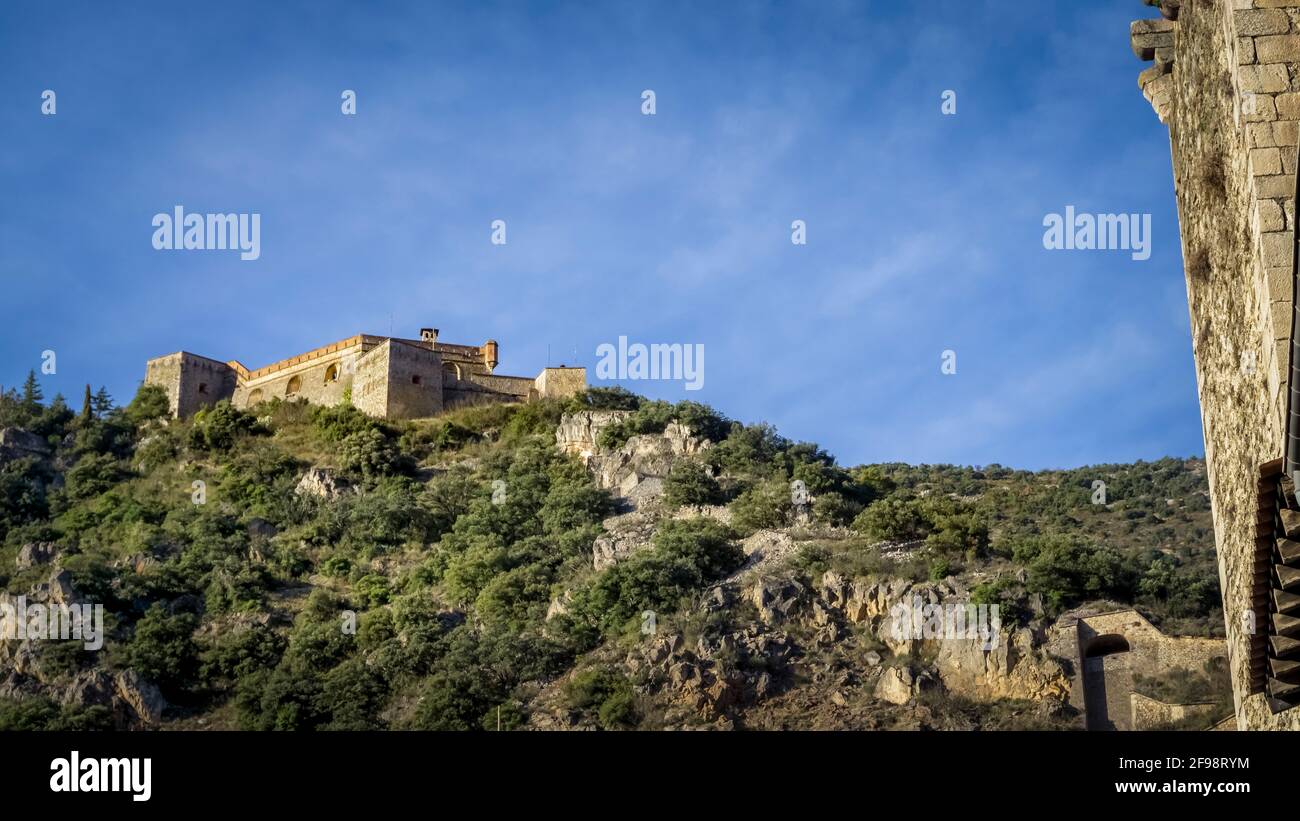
664,459,723,507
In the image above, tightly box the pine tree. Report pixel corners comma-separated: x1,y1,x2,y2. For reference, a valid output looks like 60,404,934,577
80,384,93,425
20,370,42,412
91,386,114,417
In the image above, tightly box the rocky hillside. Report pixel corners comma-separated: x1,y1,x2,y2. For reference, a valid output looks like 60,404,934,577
0,378,1226,730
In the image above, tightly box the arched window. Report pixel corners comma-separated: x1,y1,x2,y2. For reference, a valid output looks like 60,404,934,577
324,363,339,383
286,375,302,396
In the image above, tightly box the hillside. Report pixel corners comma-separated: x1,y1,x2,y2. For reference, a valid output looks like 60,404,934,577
0,376,1228,731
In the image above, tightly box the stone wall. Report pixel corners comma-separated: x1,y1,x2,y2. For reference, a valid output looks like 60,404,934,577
1131,0,1300,729
1131,692,1220,728
535,366,587,399
231,340,368,410
1048,607,1226,729
144,352,236,417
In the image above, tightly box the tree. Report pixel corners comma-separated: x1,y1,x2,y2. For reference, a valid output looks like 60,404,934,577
79,385,93,425
20,370,42,414
125,384,170,426
91,386,114,417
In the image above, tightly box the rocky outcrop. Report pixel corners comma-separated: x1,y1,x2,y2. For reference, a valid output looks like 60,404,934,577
556,411,711,504
0,566,169,728
0,428,51,463
627,627,797,721
875,666,936,705
555,410,631,459
592,510,659,570
294,467,354,500
15,542,60,570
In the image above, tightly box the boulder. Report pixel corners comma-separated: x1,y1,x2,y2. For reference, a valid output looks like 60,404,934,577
294,467,353,500
15,542,59,570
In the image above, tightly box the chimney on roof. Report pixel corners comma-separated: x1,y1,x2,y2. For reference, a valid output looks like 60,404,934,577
420,328,439,348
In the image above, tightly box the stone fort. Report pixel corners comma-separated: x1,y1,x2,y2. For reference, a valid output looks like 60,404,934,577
144,327,586,420
1129,0,1300,728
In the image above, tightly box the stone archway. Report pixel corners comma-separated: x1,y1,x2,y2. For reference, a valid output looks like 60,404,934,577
1082,634,1132,731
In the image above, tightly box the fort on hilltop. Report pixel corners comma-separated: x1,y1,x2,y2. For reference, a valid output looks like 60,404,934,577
144,327,586,420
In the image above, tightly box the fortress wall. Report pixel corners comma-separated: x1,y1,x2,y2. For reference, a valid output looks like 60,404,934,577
352,341,391,418
383,341,443,419
234,345,363,409
1132,1,1300,729
144,352,236,417
535,366,587,399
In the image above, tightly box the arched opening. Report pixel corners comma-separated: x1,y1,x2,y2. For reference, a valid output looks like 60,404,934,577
324,363,339,383
248,388,264,405
1082,633,1131,731
443,362,460,381
286,375,302,396
1084,634,1131,658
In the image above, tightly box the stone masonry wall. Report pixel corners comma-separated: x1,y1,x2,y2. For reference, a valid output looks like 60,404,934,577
1132,0,1300,728
144,352,236,417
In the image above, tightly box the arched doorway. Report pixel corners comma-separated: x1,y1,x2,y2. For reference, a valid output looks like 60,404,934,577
1082,634,1132,731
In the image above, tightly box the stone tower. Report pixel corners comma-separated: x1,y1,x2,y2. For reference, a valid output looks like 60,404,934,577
1129,0,1300,728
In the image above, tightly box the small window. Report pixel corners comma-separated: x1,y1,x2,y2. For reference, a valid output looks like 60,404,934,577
198,383,208,395
286,375,302,396
412,374,422,385
324,363,339,383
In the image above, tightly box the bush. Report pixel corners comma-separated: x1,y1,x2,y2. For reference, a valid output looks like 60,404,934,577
189,401,258,452
852,498,929,542
664,459,723,507
123,605,200,700
729,479,793,534
565,668,639,729
338,428,400,479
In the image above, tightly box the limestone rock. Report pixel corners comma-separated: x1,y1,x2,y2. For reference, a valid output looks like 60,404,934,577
0,428,51,463
15,542,59,570
294,467,353,500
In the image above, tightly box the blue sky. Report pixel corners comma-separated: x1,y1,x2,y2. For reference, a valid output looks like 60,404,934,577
0,0,1198,470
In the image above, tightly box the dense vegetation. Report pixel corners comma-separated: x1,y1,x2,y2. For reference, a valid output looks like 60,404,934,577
0,375,1220,729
